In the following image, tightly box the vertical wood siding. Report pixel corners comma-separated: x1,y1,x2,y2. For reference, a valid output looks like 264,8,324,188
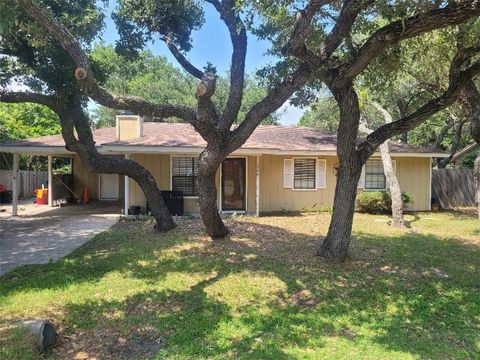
72,155,124,200
102,153,432,213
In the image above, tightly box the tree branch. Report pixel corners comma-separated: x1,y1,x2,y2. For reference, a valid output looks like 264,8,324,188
161,35,204,79
0,91,62,113
283,0,333,64
195,73,222,142
206,0,248,128
17,0,197,124
229,64,312,150
437,117,467,168
339,1,480,83
464,79,480,143
321,0,373,58
430,116,455,150
357,57,480,161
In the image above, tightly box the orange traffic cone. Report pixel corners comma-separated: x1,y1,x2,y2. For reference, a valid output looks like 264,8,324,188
82,188,90,203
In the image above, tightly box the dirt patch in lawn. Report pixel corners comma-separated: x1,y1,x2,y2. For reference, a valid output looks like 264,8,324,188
54,325,166,360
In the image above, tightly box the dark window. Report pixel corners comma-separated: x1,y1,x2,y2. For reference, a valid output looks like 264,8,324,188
172,157,198,196
365,160,386,190
294,159,315,189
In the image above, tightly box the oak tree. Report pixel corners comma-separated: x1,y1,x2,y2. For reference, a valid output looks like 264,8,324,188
12,0,480,259
252,0,480,258
0,0,175,230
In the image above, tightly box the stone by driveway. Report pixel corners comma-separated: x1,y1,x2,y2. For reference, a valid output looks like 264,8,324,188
0,201,121,275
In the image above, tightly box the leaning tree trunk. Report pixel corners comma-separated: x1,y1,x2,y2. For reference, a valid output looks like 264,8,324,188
369,102,405,228
379,142,404,228
318,84,362,259
475,155,480,220
125,163,176,230
197,146,229,238
63,103,175,231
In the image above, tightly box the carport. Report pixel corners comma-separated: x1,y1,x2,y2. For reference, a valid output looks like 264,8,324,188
0,143,125,275
0,200,120,275
0,139,128,216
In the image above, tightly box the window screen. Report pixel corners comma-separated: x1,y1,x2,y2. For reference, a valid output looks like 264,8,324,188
365,160,386,190
172,157,198,196
294,159,315,189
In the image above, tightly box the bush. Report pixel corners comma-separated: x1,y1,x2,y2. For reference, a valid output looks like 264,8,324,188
356,191,414,214
400,191,414,205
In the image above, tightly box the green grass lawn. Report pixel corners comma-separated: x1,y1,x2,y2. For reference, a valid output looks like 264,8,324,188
1,210,479,359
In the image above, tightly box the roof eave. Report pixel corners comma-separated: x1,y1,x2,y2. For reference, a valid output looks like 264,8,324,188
0,144,449,158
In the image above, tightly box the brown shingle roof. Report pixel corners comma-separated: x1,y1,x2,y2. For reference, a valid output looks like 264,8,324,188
0,123,446,154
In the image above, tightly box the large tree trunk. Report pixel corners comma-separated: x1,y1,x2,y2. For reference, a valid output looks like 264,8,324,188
197,147,229,238
63,103,175,231
475,155,480,220
318,84,362,259
318,163,362,259
125,164,176,231
463,80,480,219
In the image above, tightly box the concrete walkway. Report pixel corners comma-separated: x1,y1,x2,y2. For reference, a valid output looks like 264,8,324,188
0,201,120,275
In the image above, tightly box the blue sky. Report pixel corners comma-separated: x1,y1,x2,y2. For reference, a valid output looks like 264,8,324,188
97,1,306,125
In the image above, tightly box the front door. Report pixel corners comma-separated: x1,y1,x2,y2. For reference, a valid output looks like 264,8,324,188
99,173,119,200
222,158,246,211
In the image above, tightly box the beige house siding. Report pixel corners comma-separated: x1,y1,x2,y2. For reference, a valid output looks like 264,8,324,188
259,155,337,212
126,155,257,213
128,154,170,208
73,153,432,212
393,157,431,211
127,154,220,213
72,155,124,201
259,155,431,212
73,155,99,200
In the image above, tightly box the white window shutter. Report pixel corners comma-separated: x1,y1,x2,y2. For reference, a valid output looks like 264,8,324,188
357,165,366,189
283,159,294,189
386,160,396,190
316,159,327,189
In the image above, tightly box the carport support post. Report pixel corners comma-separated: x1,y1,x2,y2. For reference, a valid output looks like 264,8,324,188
256,155,260,217
124,154,130,216
12,153,19,216
48,156,53,207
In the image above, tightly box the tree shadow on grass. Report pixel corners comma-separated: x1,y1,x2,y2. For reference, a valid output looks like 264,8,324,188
403,212,420,229
1,216,480,359
0,221,196,296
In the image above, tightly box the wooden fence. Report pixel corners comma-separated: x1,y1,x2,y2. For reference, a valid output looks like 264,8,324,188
432,168,475,208
0,170,48,199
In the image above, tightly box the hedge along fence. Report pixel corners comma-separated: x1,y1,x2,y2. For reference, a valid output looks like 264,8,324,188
432,168,475,208
0,170,48,199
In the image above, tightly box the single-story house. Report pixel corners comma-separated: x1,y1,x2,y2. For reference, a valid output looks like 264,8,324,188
0,115,448,216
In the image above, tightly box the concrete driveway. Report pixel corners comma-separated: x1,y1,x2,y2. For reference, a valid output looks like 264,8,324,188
0,201,120,275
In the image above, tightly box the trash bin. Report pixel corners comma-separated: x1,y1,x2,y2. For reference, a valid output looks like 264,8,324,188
0,190,12,204
36,189,48,205
161,191,184,216
129,205,141,215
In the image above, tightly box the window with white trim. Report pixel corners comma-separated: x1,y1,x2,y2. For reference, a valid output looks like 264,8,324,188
365,159,386,190
172,157,198,196
294,158,316,189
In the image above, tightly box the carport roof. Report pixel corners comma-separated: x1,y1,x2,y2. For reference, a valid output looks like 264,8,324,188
0,123,449,157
